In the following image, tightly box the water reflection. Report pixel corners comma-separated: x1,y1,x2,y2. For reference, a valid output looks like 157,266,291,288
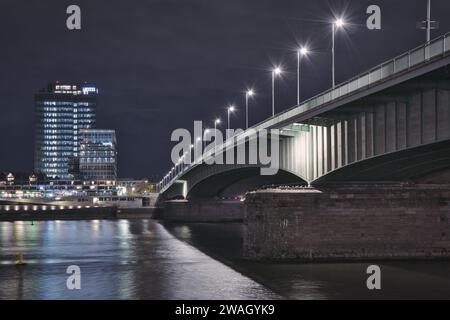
0,219,278,300
164,222,450,300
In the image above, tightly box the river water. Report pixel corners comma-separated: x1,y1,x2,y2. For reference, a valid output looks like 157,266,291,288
1,219,449,299
164,222,450,300
0,220,278,299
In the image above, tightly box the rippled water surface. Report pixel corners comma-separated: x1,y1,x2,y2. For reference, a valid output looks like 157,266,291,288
2,219,450,300
165,222,450,300
0,220,279,299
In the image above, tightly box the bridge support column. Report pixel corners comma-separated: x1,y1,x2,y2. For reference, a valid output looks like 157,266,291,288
244,183,450,261
162,199,244,223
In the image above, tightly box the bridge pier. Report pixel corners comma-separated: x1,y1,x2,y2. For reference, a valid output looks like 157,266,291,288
162,199,244,223
244,183,450,261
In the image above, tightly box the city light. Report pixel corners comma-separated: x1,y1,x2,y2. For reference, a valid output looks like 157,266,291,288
273,67,282,75
334,18,345,28
299,46,309,56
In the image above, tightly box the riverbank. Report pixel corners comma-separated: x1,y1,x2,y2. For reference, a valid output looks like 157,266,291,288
0,207,159,221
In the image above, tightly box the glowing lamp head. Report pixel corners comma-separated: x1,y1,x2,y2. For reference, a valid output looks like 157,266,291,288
299,47,309,56
273,67,282,75
215,119,221,124
334,18,345,28
228,106,235,112
246,89,254,97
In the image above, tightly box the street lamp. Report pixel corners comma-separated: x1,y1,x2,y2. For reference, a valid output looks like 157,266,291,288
203,129,209,150
214,119,221,152
272,67,282,116
297,46,309,105
332,18,346,88
214,119,221,130
245,89,254,129
195,137,201,162
227,105,235,132
189,144,194,165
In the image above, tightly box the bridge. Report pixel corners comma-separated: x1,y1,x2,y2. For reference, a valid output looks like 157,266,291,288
157,33,450,260
159,33,450,200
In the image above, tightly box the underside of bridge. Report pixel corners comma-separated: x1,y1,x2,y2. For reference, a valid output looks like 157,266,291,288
187,168,305,199
312,140,450,184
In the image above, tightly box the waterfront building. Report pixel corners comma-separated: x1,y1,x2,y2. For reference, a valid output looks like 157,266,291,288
6,173,14,184
34,82,97,179
116,179,156,195
79,129,117,183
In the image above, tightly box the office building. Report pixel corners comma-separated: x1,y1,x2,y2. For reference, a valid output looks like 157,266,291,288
34,82,97,179
79,129,117,182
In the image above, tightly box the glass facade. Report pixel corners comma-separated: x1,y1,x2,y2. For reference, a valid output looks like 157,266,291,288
34,83,97,179
79,129,117,182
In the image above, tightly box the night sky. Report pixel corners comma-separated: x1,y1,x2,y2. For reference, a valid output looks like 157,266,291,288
1,0,449,180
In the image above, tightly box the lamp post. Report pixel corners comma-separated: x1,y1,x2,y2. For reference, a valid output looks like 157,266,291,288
189,146,193,166
245,89,254,129
427,0,431,42
203,129,209,150
195,137,202,163
272,67,282,116
297,47,309,105
227,105,235,134
332,18,345,88
214,119,221,152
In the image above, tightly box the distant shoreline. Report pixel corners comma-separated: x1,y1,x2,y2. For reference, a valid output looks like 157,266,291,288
0,206,159,221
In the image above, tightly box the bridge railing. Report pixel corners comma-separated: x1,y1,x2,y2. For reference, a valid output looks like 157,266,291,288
159,32,450,193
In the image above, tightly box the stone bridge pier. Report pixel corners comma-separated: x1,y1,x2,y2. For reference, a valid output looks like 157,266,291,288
162,199,244,223
244,183,450,261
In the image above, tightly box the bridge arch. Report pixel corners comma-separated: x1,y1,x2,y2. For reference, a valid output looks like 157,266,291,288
161,164,306,200
187,167,306,199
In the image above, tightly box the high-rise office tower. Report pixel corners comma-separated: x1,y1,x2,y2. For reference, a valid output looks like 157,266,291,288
34,82,97,179
79,129,117,182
